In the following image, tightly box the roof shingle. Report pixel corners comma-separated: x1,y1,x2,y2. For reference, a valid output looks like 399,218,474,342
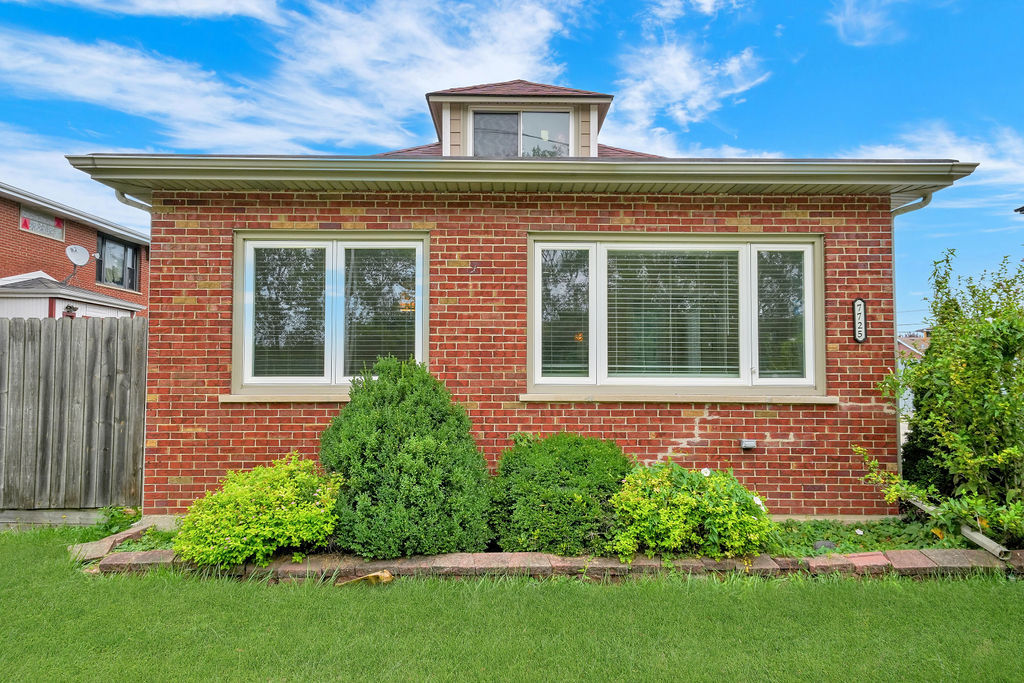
427,79,611,98
374,142,661,159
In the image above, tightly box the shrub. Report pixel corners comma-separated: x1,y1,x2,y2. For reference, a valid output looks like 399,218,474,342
319,357,491,559
489,432,633,556
876,251,1024,545
608,461,779,561
173,455,340,568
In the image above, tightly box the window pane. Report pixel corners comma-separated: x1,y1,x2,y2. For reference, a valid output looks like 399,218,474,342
607,250,740,377
103,239,126,286
540,248,589,377
344,248,417,376
522,112,570,158
252,247,326,377
758,250,806,378
473,113,518,157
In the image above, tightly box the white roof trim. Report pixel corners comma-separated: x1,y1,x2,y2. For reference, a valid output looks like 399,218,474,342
0,180,149,246
0,271,54,286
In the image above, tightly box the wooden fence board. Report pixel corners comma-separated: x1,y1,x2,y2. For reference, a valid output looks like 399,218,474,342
0,317,146,510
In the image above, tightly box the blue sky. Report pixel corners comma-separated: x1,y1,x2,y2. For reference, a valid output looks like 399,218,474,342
0,0,1021,330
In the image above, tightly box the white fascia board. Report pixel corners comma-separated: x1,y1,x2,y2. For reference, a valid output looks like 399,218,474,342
0,179,150,246
0,287,145,311
66,155,979,199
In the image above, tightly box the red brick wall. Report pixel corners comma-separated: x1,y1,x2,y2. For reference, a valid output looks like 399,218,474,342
144,191,899,516
0,196,149,313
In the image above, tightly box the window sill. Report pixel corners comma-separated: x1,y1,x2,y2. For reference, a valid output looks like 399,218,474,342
95,281,141,294
218,393,350,403
517,393,840,405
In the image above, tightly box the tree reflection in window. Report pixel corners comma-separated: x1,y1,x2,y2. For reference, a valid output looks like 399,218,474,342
540,249,589,376
344,248,417,377
253,247,326,377
757,250,805,378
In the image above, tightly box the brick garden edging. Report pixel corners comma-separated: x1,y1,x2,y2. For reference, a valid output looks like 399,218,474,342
84,546,1024,581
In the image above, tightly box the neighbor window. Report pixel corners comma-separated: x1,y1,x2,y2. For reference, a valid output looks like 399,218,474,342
472,111,571,157
20,206,64,241
533,240,815,388
97,234,140,290
241,239,425,386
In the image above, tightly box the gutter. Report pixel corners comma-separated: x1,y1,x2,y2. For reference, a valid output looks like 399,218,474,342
891,192,932,217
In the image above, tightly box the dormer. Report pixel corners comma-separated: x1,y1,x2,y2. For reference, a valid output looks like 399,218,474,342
425,80,613,158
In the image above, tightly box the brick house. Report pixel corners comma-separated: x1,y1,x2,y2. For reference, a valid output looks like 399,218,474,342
0,180,149,317
69,80,976,516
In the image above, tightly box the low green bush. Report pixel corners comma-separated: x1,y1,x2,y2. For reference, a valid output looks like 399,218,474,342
490,432,633,556
608,461,779,561
319,357,491,559
173,455,340,568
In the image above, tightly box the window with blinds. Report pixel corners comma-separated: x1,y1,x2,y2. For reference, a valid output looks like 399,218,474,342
344,247,417,377
533,240,814,388
252,246,327,377
607,250,740,377
540,248,590,377
244,240,424,385
757,249,806,378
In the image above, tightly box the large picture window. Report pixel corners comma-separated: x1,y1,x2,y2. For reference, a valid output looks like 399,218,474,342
241,239,424,386
533,240,815,389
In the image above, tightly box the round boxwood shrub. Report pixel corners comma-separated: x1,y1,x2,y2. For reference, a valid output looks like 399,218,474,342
608,461,780,560
490,432,633,556
173,455,341,568
319,357,491,559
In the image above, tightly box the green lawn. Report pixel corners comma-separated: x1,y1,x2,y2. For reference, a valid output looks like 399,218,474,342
3,527,1023,682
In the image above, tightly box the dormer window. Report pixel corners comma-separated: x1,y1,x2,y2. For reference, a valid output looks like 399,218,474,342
471,111,570,158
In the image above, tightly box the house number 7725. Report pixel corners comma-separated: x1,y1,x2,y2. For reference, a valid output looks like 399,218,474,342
852,298,867,343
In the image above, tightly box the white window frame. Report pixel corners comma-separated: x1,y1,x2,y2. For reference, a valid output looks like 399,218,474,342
532,240,815,389
467,107,575,157
242,238,425,387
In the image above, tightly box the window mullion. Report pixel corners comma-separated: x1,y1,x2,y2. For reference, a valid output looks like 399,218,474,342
332,243,344,384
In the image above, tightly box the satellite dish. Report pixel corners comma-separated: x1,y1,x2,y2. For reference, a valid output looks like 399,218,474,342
66,245,90,266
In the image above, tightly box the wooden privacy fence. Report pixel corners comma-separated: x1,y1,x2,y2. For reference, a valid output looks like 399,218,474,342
0,317,147,510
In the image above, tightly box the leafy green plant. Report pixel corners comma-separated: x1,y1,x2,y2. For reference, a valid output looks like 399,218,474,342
875,252,1024,546
489,432,633,556
776,517,963,556
608,461,779,561
93,506,141,537
115,527,178,553
173,455,340,568
319,357,491,559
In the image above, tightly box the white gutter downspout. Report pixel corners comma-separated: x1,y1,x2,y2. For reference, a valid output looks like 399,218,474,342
115,189,153,213
891,192,932,217
889,191,933,466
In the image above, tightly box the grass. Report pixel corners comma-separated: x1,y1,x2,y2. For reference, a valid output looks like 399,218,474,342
776,516,967,556
3,526,1024,681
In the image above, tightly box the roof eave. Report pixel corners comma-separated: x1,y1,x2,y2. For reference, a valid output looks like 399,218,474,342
0,287,145,311
66,155,978,209
0,180,150,246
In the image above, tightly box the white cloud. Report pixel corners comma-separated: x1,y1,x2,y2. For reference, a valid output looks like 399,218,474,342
645,0,744,24
826,0,906,47
0,124,150,230
602,39,770,156
0,1,579,153
1,0,283,23
851,121,1024,189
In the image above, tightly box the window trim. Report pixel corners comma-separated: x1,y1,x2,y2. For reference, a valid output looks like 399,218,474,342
231,230,429,397
466,106,576,157
527,232,826,398
96,233,140,291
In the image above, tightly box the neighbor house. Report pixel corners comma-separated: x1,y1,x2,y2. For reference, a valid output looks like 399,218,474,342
68,80,976,516
0,181,149,318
